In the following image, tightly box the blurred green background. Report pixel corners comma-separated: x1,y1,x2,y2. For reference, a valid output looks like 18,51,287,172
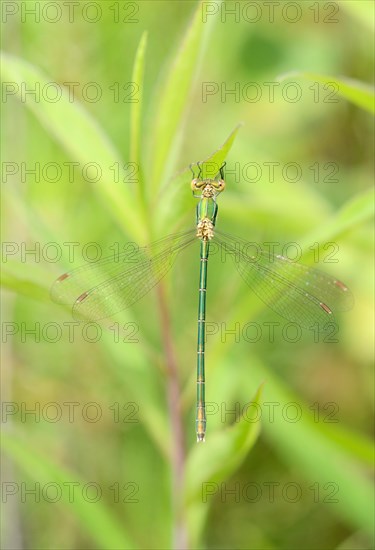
1,1,374,549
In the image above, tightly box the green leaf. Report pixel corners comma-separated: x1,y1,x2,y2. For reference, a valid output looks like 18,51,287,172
191,121,245,179
130,32,147,168
155,122,243,234
1,267,49,302
319,422,374,467
337,0,375,32
0,52,145,242
299,187,374,248
208,350,374,537
165,122,243,191
1,432,137,550
100,330,171,460
183,383,263,547
150,0,222,191
278,71,375,114
257,369,375,536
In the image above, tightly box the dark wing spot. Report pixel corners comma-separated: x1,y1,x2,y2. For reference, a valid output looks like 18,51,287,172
320,302,332,315
76,292,89,303
334,279,348,292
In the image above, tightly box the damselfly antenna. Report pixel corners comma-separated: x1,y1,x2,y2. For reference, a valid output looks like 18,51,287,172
197,161,202,179
219,161,226,180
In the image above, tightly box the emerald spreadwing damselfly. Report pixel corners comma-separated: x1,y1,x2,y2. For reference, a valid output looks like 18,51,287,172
51,162,353,442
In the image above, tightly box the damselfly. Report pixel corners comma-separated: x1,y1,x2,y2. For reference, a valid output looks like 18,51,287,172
51,163,353,442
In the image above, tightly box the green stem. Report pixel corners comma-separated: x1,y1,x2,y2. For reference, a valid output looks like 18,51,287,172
156,283,188,549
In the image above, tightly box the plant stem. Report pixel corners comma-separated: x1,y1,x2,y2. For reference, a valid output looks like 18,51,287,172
157,283,188,550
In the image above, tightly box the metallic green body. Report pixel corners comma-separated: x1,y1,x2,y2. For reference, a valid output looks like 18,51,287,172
195,195,218,442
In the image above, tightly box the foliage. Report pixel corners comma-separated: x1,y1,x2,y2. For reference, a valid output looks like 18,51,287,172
1,1,374,549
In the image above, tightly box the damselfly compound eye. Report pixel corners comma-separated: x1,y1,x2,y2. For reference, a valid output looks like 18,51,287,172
191,178,200,191
217,179,225,191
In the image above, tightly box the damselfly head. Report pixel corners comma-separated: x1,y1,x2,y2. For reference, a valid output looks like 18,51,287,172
190,161,226,197
191,177,225,197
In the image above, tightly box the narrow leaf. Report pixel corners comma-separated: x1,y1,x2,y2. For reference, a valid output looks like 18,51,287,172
150,0,222,191
130,32,147,167
155,123,243,233
338,0,375,31
183,384,263,546
278,71,375,114
1,268,49,302
299,187,374,248
1,432,137,549
1,52,144,241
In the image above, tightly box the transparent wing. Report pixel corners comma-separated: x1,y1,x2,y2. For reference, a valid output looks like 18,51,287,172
51,230,196,321
216,230,354,331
